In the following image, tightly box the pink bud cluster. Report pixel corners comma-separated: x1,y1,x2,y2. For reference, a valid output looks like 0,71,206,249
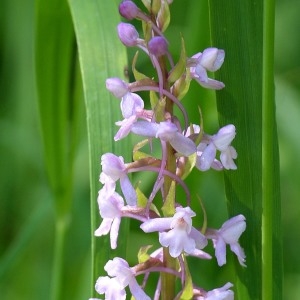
91,1,246,299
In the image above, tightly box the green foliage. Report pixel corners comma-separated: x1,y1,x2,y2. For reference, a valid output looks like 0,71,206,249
209,0,282,299
1,0,299,299
35,0,80,299
68,0,130,297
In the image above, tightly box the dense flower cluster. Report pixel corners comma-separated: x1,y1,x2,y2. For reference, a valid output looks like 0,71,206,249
91,1,246,299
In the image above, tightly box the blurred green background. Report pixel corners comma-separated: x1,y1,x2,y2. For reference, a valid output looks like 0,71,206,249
0,0,299,299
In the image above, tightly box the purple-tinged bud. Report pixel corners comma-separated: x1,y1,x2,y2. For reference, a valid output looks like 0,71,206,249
106,78,128,98
118,0,139,20
148,36,168,57
117,22,139,47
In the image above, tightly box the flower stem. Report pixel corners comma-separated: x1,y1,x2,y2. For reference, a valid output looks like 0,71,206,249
157,54,177,300
161,248,177,300
50,213,70,300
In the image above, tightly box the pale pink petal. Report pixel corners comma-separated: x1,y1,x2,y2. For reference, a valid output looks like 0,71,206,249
140,218,173,233
170,132,196,156
197,142,217,171
120,175,137,206
95,219,113,236
110,217,121,249
128,279,151,300
214,237,227,266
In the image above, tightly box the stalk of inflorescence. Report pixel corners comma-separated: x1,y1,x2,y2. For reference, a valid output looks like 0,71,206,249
89,1,247,299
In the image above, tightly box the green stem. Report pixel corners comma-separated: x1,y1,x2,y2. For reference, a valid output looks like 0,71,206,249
157,54,177,300
50,213,70,300
262,0,277,298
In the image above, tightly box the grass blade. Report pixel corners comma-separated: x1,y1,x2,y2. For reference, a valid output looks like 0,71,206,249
68,0,130,296
262,0,282,299
209,0,282,299
35,0,79,299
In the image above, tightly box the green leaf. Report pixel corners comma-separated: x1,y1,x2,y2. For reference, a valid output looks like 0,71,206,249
262,0,282,299
179,257,193,300
132,51,148,81
68,0,130,297
35,0,77,217
35,1,80,299
157,0,170,32
162,180,176,216
208,0,282,299
168,36,186,83
141,0,151,12
137,245,153,263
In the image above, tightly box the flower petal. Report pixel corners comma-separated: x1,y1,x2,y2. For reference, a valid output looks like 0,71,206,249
114,115,137,141
110,217,121,249
95,219,113,236
214,237,227,266
121,92,144,119
230,243,246,267
169,132,196,156
220,215,246,244
128,278,151,300
220,147,237,170
213,124,236,151
196,142,217,171
200,48,225,72
106,77,128,98
140,217,173,233
159,228,194,257
120,175,137,206
190,227,208,249
131,121,159,137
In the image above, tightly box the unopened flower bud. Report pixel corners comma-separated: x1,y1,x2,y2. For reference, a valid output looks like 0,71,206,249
117,22,139,47
148,36,168,57
119,0,139,20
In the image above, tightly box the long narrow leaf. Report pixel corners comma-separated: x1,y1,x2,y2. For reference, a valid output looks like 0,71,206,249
35,1,78,299
262,0,282,299
208,0,281,299
68,0,130,297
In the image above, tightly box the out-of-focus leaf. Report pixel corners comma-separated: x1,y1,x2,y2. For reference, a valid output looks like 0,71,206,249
68,0,130,297
35,1,80,299
35,0,77,216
